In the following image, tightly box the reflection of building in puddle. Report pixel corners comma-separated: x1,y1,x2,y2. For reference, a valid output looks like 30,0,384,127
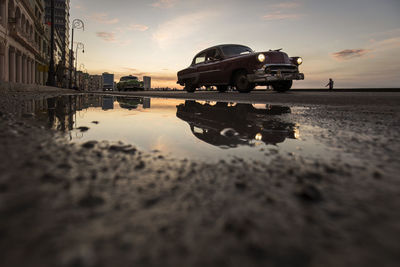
19,95,105,132
176,101,298,148
117,97,151,110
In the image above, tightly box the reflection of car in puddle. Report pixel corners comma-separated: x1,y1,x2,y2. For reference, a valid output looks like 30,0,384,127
176,101,298,148
117,97,151,110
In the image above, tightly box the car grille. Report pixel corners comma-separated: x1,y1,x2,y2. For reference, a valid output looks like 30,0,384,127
265,65,298,74
265,52,291,64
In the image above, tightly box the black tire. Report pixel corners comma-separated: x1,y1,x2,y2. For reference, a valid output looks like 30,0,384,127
184,80,196,93
217,85,228,93
234,71,255,93
272,80,292,92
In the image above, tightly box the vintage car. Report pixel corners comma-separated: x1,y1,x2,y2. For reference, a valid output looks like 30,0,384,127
176,100,298,147
117,75,144,91
177,44,304,93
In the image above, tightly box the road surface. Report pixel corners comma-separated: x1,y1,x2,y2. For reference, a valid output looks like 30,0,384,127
0,89,399,267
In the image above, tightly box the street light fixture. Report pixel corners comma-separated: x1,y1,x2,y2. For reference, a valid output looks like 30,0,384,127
69,19,84,89
74,42,85,89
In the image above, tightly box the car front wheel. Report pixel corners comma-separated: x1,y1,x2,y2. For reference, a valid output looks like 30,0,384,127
272,81,292,92
184,80,196,93
235,71,255,93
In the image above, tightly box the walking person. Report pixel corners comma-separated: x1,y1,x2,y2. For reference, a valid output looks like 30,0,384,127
325,78,334,90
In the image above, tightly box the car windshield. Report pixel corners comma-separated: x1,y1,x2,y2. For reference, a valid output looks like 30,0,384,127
121,76,138,81
221,45,253,57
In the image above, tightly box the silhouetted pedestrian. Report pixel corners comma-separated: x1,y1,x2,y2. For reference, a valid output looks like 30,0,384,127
325,78,334,90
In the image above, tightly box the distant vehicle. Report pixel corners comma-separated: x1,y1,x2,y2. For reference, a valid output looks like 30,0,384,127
102,72,114,91
177,44,304,93
117,75,144,91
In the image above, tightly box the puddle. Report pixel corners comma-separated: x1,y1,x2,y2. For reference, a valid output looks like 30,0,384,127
19,94,343,162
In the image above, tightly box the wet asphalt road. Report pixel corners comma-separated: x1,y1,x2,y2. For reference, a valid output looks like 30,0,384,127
0,89,400,267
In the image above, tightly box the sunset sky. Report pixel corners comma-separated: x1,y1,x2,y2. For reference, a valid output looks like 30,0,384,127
70,0,400,88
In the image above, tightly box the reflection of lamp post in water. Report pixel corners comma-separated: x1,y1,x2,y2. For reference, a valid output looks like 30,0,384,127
74,42,85,89
69,19,84,89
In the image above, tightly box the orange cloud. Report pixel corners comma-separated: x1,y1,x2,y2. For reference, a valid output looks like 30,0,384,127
271,2,301,9
128,24,149,31
263,11,302,20
96,32,116,42
89,13,119,24
152,0,178,8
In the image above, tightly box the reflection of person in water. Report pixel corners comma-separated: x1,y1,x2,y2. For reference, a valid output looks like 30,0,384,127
325,78,334,90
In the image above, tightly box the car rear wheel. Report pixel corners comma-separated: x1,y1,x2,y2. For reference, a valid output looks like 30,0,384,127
184,80,196,93
272,81,292,92
235,71,255,93
217,85,228,93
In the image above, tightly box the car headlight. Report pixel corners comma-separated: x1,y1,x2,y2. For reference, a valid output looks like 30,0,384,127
258,53,265,63
296,57,303,65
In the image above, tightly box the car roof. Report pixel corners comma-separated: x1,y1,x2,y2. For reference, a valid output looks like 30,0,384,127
196,44,253,56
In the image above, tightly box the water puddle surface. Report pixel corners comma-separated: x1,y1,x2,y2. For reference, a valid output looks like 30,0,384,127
20,94,345,162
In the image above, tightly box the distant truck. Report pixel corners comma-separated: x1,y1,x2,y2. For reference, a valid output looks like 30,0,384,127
102,72,114,91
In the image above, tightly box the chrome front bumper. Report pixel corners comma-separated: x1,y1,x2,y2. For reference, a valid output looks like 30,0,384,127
248,68,305,83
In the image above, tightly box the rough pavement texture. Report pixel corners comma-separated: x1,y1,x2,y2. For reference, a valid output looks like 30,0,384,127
1,91,400,267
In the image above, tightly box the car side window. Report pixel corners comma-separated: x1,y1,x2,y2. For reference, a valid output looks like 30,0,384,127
206,49,216,62
194,53,206,65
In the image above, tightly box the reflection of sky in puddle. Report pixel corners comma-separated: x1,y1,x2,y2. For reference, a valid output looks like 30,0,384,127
25,95,349,162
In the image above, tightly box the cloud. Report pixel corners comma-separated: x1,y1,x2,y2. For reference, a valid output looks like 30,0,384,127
152,11,217,49
128,24,149,32
263,11,302,20
96,32,116,42
332,49,372,61
152,0,178,8
270,2,301,9
89,13,119,24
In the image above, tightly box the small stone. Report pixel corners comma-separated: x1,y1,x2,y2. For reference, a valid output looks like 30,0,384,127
135,161,145,170
77,126,90,132
143,196,160,207
41,173,62,184
297,185,322,202
91,121,99,124
82,141,98,149
235,181,247,190
373,171,382,179
79,194,105,208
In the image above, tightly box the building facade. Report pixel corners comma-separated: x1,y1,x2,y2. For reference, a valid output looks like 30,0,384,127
143,76,151,90
44,0,69,65
0,0,52,85
88,74,102,91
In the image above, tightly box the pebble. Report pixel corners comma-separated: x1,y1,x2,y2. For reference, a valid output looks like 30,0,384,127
297,184,322,202
77,126,90,132
78,194,105,208
82,141,98,149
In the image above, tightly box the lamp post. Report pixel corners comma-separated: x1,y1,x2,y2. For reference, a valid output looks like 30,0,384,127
74,42,84,89
46,0,55,86
69,19,84,89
